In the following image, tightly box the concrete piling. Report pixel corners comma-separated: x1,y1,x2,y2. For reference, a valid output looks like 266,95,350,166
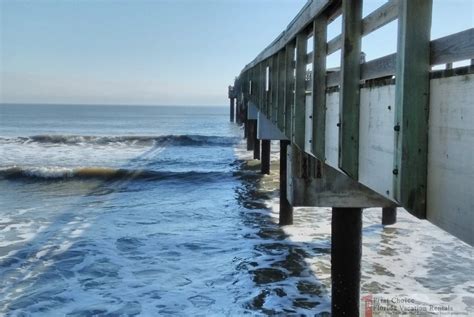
261,140,270,174
279,140,293,225
331,207,362,316
382,207,397,225
253,122,260,160
246,120,254,151
230,98,235,122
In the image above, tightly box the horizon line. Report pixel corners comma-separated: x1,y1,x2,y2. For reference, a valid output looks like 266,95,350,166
0,102,227,108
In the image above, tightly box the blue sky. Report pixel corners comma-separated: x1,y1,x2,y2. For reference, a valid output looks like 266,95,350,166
1,0,472,106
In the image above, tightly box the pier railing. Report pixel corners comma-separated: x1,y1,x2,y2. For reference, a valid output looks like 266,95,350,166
230,0,473,243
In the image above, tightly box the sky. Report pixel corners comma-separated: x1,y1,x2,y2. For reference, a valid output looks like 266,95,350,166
0,0,473,106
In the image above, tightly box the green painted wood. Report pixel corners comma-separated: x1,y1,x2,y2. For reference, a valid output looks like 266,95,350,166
271,54,279,124
311,15,327,161
393,0,432,218
241,0,331,73
259,62,265,112
338,0,362,180
277,49,286,131
327,0,398,56
293,33,307,150
285,41,296,139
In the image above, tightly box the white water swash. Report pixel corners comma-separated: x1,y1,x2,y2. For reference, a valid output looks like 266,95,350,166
0,104,472,316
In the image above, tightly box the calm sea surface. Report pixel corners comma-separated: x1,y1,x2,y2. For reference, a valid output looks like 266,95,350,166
0,104,472,316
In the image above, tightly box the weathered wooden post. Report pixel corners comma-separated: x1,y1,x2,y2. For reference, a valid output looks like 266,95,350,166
279,140,293,225
332,207,362,315
293,33,307,149
284,42,295,139
382,207,397,225
312,15,327,159
261,139,270,174
339,0,363,180
393,0,432,217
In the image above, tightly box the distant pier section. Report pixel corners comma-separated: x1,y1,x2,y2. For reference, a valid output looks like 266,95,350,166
229,0,473,314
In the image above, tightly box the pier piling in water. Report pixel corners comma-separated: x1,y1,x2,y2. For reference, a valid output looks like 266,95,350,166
253,123,260,160
331,207,362,315
260,140,270,174
230,98,235,122
246,120,254,151
228,85,236,123
279,140,293,225
382,207,397,225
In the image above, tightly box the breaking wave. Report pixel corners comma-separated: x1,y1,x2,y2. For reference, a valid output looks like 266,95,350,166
0,134,237,147
0,166,227,182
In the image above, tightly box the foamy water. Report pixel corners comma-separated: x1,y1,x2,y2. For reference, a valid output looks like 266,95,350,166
0,104,472,316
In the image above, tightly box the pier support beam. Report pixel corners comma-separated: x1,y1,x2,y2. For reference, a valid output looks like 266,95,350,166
279,140,293,225
246,120,255,151
236,101,241,124
230,98,235,122
253,122,260,160
332,207,362,315
261,140,270,174
244,119,248,139
382,207,397,225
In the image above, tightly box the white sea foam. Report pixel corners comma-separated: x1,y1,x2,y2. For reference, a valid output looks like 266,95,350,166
1,107,472,315
233,140,474,314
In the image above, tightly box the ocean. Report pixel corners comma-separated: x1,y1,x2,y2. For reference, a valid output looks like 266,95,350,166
0,104,472,316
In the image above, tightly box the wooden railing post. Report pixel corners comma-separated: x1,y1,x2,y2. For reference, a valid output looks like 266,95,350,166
277,49,286,131
271,54,279,124
312,15,328,160
339,0,363,179
259,62,265,111
393,0,432,218
263,61,269,116
285,41,296,139
293,33,307,150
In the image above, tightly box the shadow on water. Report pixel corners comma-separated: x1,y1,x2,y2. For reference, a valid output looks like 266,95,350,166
1,140,333,316
232,159,332,315
0,141,184,316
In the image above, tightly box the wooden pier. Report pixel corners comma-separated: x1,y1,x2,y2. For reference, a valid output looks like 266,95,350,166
229,0,473,314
